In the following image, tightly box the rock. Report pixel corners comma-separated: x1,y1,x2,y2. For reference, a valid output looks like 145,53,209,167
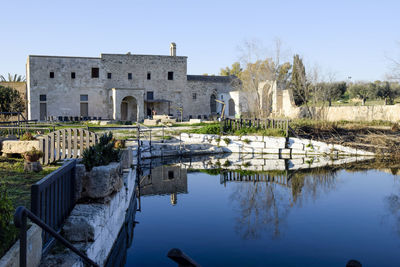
1,140,40,154
24,161,42,172
74,164,86,201
83,162,123,199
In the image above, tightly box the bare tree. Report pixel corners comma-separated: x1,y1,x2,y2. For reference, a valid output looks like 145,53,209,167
234,39,291,118
386,42,400,81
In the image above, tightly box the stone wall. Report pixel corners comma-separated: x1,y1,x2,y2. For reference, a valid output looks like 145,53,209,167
0,225,42,267
273,88,400,122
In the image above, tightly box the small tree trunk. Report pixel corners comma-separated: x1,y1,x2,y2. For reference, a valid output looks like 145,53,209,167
328,99,332,107
362,98,366,106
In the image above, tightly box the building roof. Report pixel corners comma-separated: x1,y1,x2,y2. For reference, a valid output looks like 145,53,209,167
187,75,236,83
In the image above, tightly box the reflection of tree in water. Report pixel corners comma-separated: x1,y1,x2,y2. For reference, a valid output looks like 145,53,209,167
383,176,400,236
230,168,337,240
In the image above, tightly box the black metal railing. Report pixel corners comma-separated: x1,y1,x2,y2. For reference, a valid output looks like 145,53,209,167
31,160,77,252
14,206,99,267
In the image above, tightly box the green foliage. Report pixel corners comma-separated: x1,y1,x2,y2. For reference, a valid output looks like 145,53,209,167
20,132,35,141
188,124,221,134
82,132,120,171
242,162,251,167
0,85,25,117
231,127,286,137
0,73,25,82
0,183,18,257
219,62,242,76
222,160,232,167
290,54,307,106
223,138,231,145
242,138,251,144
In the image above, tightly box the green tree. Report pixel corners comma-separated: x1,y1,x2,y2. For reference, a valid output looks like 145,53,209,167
376,81,397,104
0,73,26,82
219,62,242,76
348,82,375,105
0,85,25,118
290,54,308,106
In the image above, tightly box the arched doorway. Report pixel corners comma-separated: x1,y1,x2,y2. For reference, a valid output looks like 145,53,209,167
121,96,138,121
228,98,235,116
210,94,216,114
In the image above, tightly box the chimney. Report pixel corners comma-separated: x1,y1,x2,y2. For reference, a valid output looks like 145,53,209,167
170,42,176,56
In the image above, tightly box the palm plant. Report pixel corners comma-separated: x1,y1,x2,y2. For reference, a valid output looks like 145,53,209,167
0,73,26,82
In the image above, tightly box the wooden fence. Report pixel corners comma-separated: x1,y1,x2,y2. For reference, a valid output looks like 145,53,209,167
39,129,99,164
222,118,290,136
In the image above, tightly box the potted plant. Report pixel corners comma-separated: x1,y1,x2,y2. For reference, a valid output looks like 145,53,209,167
23,147,43,162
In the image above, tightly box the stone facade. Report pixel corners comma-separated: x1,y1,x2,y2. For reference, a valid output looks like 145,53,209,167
26,44,242,121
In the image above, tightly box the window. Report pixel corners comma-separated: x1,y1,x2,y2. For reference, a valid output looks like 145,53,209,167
147,72,151,80
168,171,174,179
40,94,46,101
91,68,99,78
168,71,173,80
192,93,197,100
128,73,132,80
49,72,54,78
147,91,154,100
71,72,76,79
107,73,112,79
80,94,88,102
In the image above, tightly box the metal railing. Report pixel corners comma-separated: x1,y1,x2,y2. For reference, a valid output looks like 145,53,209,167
167,248,201,267
31,160,77,251
0,125,54,138
14,206,99,267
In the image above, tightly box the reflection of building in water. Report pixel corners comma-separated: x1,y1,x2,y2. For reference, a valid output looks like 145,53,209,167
140,165,187,205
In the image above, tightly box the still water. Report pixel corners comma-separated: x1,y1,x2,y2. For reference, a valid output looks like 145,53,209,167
111,157,400,266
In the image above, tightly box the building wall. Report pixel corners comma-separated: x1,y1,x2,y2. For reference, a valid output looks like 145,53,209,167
26,48,240,121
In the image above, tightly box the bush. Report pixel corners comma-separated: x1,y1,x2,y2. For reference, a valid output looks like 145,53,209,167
20,132,35,141
82,132,121,171
24,147,43,162
189,124,220,134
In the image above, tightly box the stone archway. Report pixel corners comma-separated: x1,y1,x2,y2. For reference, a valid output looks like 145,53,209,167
228,98,235,116
121,96,138,121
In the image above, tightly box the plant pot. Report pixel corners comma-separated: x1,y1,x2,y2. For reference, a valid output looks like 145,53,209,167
24,153,40,162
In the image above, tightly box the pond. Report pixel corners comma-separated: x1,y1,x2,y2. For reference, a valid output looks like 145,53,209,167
107,155,400,267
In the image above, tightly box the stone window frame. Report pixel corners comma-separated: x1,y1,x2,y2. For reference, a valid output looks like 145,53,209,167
167,71,174,80
147,91,154,100
71,72,76,79
128,73,132,80
49,72,54,79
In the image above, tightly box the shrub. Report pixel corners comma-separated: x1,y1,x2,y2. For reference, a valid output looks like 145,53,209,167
20,132,35,141
189,124,220,134
222,160,231,167
114,139,126,149
24,147,43,162
82,132,120,171
223,138,231,145
392,123,400,132
242,138,251,144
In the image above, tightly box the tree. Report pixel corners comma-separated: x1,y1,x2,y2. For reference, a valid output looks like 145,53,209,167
0,85,25,119
376,81,397,104
316,82,347,106
347,82,375,105
290,54,308,106
0,73,26,82
219,62,242,76
226,39,292,118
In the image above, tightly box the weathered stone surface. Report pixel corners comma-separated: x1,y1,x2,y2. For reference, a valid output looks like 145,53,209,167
75,164,86,201
83,162,123,199
0,225,42,267
143,119,160,126
1,140,40,154
23,161,42,172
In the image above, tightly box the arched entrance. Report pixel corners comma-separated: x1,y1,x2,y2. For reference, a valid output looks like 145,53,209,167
228,98,235,116
210,94,216,114
121,96,138,121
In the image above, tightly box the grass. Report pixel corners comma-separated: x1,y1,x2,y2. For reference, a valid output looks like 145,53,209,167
0,156,59,258
0,157,59,209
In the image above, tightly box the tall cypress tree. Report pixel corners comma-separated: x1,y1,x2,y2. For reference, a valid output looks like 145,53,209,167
290,54,307,106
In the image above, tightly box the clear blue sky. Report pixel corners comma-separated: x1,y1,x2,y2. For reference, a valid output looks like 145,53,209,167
1,0,400,81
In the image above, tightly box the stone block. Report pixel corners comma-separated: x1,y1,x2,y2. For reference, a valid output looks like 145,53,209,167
243,141,264,148
1,140,40,154
83,162,123,199
143,119,160,126
264,137,286,149
189,119,202,124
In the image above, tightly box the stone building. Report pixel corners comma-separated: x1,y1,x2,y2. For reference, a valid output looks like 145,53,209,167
26,43,242,121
